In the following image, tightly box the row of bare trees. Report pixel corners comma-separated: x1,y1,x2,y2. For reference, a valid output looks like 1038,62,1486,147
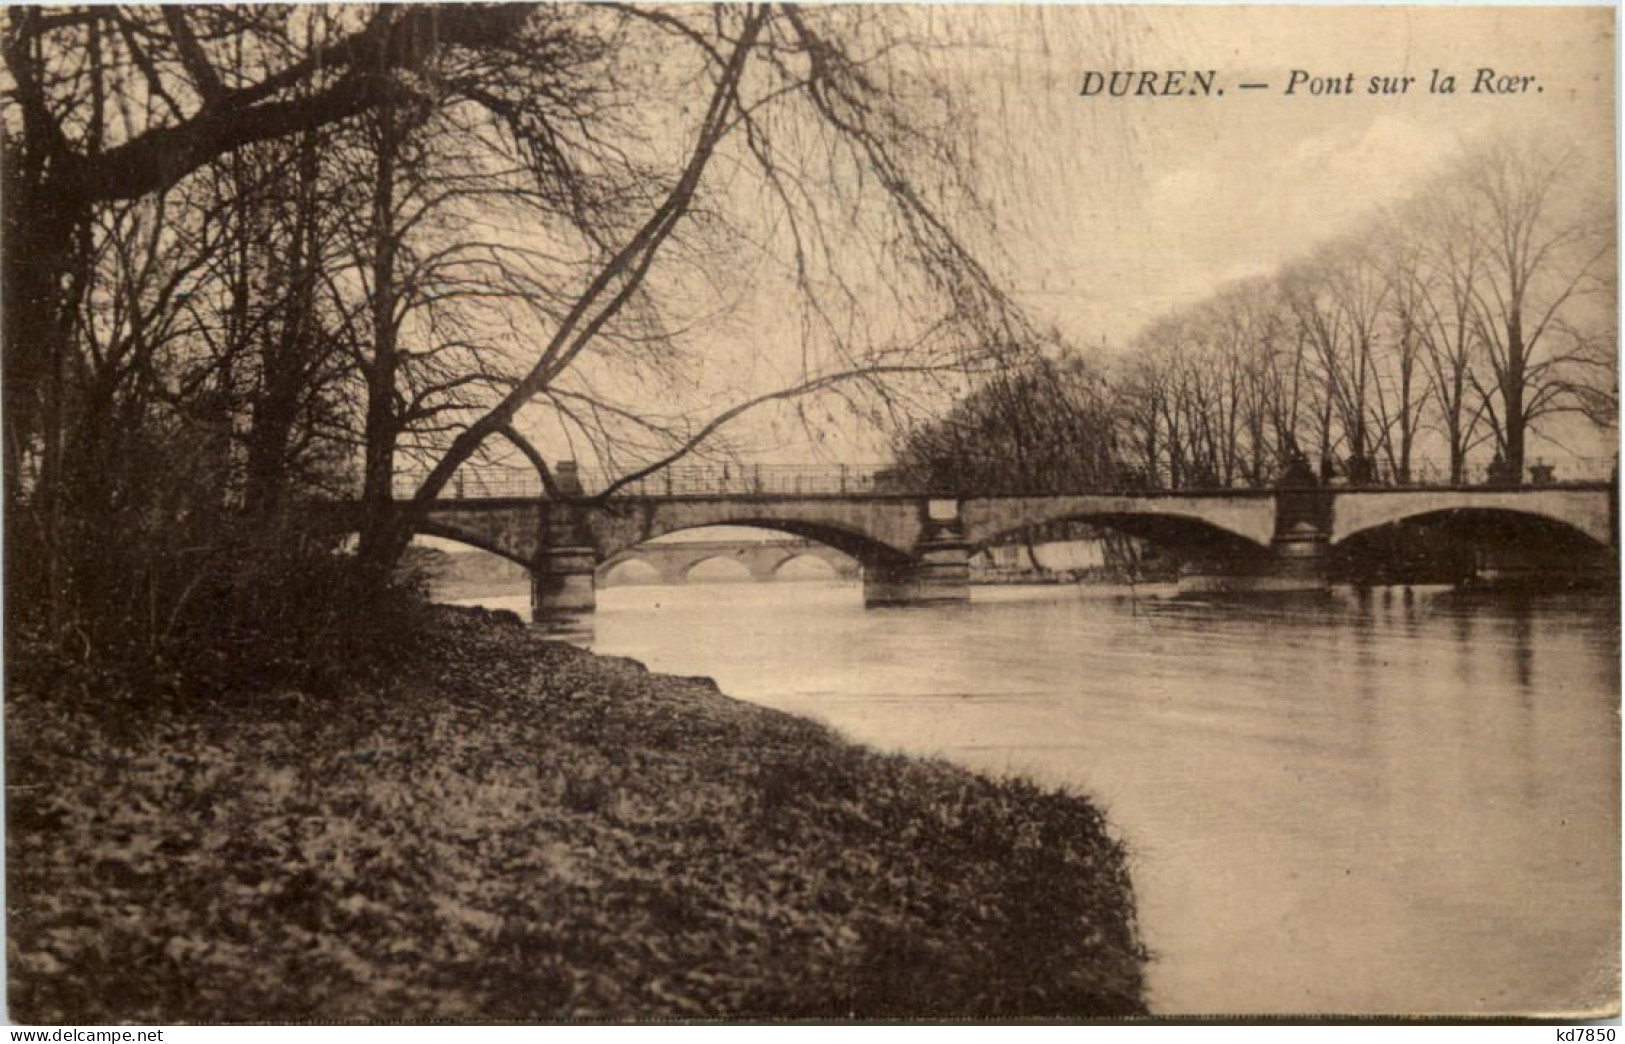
4,4,1028,673
1115,139,1616,490
894,138,1614,499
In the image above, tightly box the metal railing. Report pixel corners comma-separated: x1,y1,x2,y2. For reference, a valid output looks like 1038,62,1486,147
393,463,894,499
391,455,1616,501
1328,455,1614,489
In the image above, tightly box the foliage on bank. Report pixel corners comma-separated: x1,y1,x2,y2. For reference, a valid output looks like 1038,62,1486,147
8,606,1148,1022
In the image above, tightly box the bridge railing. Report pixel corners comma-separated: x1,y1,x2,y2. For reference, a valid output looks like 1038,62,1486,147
596,464,891,498
393,463,895,499
1359,456,1615,488
395,455,1616,500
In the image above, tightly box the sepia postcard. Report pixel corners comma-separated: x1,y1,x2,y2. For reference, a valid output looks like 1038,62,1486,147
2,1,1618,1028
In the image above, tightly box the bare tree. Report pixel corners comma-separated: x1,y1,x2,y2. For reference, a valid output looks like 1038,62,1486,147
6,4,1037,628
377,5,1030,570
933,139,1614,500
1113,348,1168,488
1369,211,1434,484
1455,138,1616,478
3,5,541,503
894,349,1118,495
1400,189,1491,485
1283,237,1391,483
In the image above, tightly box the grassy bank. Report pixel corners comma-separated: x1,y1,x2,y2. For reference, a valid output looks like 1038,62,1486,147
8,607,1147,1021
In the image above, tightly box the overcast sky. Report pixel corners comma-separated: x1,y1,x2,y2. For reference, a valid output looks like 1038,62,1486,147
956,4,1615,344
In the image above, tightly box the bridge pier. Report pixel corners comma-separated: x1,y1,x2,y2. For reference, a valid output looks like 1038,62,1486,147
862,546,971,606
1266,526,1333,590
1177,489,1331,595
864,499,971,607
1175,547,1329,595
530,546,597,621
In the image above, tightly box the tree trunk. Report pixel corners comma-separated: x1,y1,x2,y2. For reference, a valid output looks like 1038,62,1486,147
1503,315,1528,482
3,162,90,629
356,96,404,578
244,135,323,519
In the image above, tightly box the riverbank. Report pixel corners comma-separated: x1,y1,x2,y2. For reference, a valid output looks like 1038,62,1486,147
7,606,1148,1022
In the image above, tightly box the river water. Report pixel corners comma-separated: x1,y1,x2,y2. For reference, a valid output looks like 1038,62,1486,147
461,580,1620,1016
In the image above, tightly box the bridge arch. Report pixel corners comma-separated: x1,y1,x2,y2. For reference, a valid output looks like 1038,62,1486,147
589,514,917,570
1332,505,1612,551
681,555,755,583
1331,490,1613,549
414,519,535,570
773,553,840,580
597,548,681,585
600,556,663,587
962,494,1278,558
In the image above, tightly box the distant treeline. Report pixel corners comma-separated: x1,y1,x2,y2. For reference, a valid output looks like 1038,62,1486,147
896,136,1616,494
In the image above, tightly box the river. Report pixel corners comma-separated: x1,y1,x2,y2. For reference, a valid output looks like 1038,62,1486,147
458,579,1620,1017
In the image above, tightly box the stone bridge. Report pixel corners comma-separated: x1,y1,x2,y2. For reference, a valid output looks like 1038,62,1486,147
407,479,1616,619
598,539,859,585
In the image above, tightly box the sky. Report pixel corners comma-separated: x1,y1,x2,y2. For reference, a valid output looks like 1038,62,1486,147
962,4,1615,347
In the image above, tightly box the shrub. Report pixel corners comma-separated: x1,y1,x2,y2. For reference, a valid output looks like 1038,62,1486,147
9,508,434,707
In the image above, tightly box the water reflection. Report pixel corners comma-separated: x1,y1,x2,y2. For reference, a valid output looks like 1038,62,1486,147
459,580,1620,1016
